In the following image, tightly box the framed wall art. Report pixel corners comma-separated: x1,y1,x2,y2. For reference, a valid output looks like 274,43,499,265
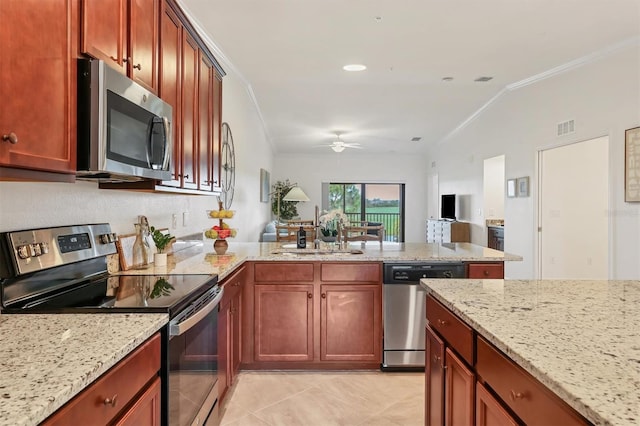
625,126,640,202
507,179,517,198
516,176,530,197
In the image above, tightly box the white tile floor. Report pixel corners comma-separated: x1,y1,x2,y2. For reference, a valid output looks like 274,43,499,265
219,371,424,426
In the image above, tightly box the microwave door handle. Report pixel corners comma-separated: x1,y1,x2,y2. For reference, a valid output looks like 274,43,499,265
161,116,171,171
146,118,155,168
169,288,224,337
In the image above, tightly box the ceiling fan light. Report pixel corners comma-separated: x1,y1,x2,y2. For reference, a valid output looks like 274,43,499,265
332,145,345,153
343,64,366,72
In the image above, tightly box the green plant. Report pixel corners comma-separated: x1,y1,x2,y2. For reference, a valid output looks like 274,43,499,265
150,226,174,253
271,179,299,221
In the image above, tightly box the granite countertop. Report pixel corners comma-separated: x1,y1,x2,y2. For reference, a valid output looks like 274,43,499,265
119,241,522,278
421,279,640,426
0,313,168,426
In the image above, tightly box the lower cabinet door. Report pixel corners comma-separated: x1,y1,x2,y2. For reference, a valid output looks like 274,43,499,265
445,347,474,426
114,377,162,426
254,284,314,361
475,382,518,426
217,298,230,401
426,326,445,426
320,284,381,362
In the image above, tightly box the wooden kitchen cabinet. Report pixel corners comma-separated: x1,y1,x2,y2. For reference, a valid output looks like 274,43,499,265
254,283,315,362
218,266,246,403
179,31,199,190
467,263,504,279
425,315,474,426
475,381,518,426
246,261,382,369
0,0,77,181
320,283,381,362
82,0,159,93
43,333,161,425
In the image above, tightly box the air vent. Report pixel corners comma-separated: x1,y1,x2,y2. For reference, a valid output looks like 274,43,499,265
474,76,493,82
557,119,575,136
411,137,422,142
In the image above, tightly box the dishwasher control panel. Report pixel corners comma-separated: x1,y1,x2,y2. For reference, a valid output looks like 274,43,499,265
383,263,465,283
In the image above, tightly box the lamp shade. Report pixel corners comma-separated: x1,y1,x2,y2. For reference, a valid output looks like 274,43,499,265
283,186,310,202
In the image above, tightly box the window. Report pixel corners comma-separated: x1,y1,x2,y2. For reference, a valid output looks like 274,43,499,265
324,183,405,242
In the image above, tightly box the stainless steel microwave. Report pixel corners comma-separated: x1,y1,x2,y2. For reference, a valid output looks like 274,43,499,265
77,59,172,181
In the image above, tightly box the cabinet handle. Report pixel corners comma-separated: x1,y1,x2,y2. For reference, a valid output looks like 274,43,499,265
308,293,312,299
2,133,18,144
109,56,118,62
103,394,118,407
509,390,524,401
133,63,142,70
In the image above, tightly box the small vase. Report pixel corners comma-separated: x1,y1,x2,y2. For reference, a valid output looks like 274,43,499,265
154,252,167,267
214,239,228,255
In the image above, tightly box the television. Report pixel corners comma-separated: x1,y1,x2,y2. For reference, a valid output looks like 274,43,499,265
441,194,456,220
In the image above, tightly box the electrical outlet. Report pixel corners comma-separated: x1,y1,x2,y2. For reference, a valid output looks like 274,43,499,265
183,211,189,227
172,214,178,229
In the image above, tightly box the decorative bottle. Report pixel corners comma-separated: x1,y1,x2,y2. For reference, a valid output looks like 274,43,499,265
132,223,149,269
296,226,306,249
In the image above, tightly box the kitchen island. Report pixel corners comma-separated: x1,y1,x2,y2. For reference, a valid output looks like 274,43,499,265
421,278,640,426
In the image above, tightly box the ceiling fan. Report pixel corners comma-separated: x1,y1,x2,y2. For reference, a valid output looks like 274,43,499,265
315,134,363,153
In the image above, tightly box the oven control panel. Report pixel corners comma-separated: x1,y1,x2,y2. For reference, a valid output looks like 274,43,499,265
4,224,117,276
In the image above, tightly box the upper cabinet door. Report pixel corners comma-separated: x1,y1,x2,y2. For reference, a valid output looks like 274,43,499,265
180,32,199,190
130,0,159,92
197,52,213,192
0,0,77,177
81,0,128,72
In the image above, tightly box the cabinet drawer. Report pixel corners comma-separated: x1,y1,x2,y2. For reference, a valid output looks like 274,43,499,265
467,263,504,278
426,295,473,365
220,266,245,306
320,262,381,283
44,333,161,426
254,262,314,282
476,336,587,426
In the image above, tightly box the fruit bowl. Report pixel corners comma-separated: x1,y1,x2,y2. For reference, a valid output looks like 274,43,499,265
207,209,235,219
204,227,238,240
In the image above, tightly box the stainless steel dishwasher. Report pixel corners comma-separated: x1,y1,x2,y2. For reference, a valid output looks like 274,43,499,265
382,262,465,370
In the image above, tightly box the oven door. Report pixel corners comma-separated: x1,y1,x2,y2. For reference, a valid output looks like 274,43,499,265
168,287,223,426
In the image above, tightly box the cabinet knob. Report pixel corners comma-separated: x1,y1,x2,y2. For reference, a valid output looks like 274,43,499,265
509,390,524,401
109,56,118,62
133,63,142,70
308,293,312,299
123,57,131,63
321,293,326,299
483,270,490,276
437,319,448,326
2,132,18,144
103,394,118,407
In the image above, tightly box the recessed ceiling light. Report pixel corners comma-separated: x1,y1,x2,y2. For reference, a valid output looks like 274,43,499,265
343,64,367,72
411,137,422,142
474,76,493,82
442,77,454,82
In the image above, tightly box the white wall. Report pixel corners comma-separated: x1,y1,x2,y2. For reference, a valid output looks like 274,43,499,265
483,155,505,223
427,46,640,279
273,152,429,243
0,68,274,243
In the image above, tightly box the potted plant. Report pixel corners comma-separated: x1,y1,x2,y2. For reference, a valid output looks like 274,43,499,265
150,226,174,267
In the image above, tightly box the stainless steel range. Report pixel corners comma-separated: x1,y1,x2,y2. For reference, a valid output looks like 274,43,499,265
0,224,222,426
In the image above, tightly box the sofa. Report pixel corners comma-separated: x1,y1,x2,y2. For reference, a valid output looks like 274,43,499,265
261,220,283,242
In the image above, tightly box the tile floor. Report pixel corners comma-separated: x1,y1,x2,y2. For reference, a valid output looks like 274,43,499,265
219,371,424,426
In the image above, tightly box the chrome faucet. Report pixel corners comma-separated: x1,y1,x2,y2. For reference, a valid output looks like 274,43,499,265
314,205,321,249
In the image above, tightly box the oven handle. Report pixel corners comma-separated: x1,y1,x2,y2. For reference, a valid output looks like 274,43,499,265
169,287,224,337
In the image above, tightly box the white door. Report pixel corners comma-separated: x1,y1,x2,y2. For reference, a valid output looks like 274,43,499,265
538,136,609,279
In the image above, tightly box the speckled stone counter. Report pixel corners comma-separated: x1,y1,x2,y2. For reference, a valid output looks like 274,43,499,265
0,313,168,426
420,279,640,426
118,241,522,278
